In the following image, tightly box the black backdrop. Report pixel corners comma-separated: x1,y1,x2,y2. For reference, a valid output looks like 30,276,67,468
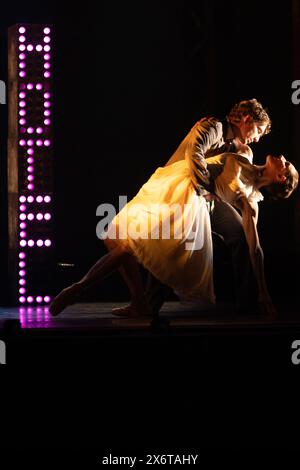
0,0,298,304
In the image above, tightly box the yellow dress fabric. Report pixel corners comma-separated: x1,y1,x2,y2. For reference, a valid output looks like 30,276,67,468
105,159,214,304
103,154,263,304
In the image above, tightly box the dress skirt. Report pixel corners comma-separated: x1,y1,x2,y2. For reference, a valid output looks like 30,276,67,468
103,160,215,304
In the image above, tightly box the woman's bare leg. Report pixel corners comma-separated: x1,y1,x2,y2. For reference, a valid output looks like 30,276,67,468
49,241,136,316
103,239,152,317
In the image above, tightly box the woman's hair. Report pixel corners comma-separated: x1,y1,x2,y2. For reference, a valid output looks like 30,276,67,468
227,98,272,134
265,163,299,200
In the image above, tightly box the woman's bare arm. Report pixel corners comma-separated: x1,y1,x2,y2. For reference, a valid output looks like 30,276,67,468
234,196,277,317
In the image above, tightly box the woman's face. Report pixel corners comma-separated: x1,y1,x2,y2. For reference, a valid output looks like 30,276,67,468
266,154,287,172
265,155,295,185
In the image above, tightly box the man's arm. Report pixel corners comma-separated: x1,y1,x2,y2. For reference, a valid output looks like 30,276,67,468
185,117,223,195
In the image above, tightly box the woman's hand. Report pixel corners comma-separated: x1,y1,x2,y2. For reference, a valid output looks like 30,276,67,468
258,291,278,319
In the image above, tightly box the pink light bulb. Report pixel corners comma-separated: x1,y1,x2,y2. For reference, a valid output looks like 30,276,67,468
27,213,34,221
43,92,51,99
44,140,51,146
44,196,51,203
27,175,34,182
19,139,26,146
36,45,43,52
36,127,43,134
44,101,51,108
44,45,51,52
44,119,51,125
19,91,26,98
20,231,27,238
36,196,43,203
19,288,26,294
27,127,34,134
19,196,26,203
19,118,26,125
19,101,26,107
20,222,26,229
19,270,26,277
28,240,35,247
19,261,26,268
19,297,26,303
44,110,51,116
43,36,51,43
36,213,43,221
28,183,34,190
19,27,26,34
27,139,34,146
19,62,26,69
19,53,26,60
44,71,51,78
19,214,26,221
36,83,43,90
37,239,44,247
19,279,26,285
27,296,34,303
27,157,34,164
36,296,43,303
27,83,34,90
27,44,34,51
44,296,51,303
45,239,52,247
19,252,26,259
19,45,26,51
44,54,51,60
19,110,26,116
44,62,51,69
19,204,26,211
44,27,51,34
20,127,26,134
27,166,34,172
20,240,27,247
27,196,34,203
19,35,26,42
44,213,51,221
27,148,34,155
19,71,26,77
36,140,43,147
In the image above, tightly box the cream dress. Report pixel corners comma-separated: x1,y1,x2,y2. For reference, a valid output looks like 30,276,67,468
103,153,263,305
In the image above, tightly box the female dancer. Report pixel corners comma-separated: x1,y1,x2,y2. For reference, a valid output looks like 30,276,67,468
49,146,298,318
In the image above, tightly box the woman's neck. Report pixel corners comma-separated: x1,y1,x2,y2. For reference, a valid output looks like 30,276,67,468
252,164,272,188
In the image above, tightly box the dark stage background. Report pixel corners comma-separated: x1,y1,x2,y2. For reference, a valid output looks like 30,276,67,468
1,0,300,458
0,0,298,306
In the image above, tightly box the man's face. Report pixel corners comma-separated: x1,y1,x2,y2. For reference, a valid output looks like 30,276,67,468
236,115,267,145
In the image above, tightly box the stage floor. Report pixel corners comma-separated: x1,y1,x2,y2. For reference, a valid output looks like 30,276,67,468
1,301,300,450
0,301,300,334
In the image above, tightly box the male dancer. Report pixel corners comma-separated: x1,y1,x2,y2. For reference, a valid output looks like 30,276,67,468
142,98,271,316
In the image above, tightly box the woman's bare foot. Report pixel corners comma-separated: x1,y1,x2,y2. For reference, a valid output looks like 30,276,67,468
112,301,153,318
49,283,82,316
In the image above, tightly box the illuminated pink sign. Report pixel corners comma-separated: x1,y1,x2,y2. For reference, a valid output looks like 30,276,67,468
15,25,53,305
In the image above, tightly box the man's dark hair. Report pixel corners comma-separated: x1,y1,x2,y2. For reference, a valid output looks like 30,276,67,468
227,99,271,134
